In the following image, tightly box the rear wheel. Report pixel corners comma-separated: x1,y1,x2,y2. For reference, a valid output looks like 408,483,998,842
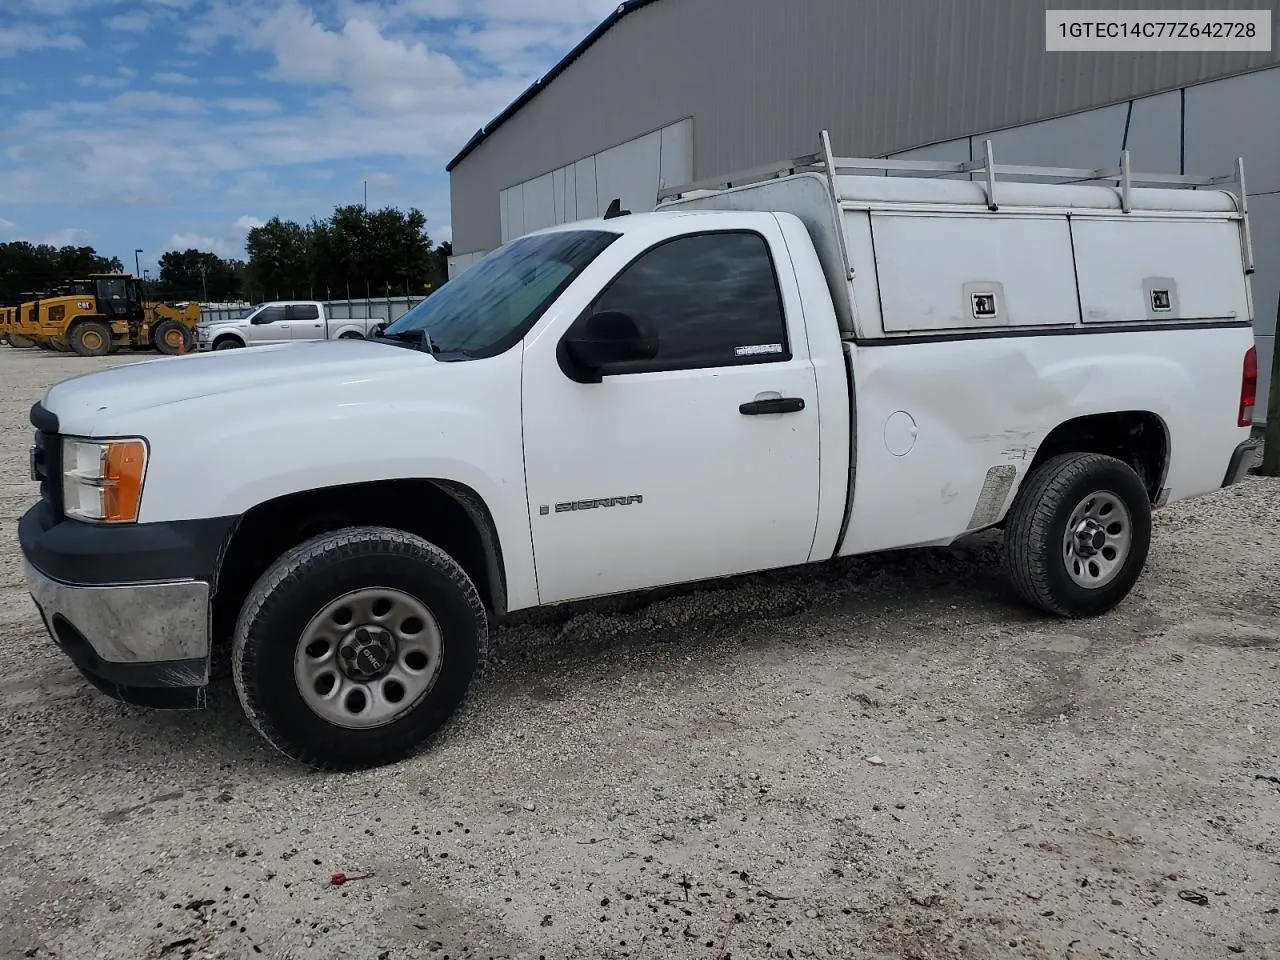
1003,452,1151,618
232,527,488,770
69,320,112,357
339,331,363,340
152,319,192,355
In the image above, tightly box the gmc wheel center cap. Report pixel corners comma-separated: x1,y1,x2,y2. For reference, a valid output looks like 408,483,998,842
341,627,396,679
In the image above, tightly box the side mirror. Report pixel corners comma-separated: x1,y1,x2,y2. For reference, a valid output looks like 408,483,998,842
560,310,659,382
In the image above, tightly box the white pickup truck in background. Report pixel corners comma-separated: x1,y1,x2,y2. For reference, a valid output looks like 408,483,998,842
194,300,382,350
19,133,1260,771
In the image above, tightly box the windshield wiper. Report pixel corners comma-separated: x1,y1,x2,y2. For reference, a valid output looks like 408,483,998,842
376,328,438,353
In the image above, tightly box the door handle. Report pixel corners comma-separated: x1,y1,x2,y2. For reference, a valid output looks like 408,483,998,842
739,397,805,415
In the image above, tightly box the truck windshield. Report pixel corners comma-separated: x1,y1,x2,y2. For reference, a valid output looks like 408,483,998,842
381,229,618,358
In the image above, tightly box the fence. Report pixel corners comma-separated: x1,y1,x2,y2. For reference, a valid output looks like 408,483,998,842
198,296,425,326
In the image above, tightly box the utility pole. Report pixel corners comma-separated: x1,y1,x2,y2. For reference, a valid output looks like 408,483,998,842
134,248,143,279
363,180,368,210
1260,294,1280,476
198,262,208,302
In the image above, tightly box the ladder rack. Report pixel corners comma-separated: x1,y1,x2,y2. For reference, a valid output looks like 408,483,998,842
657,130,1254,274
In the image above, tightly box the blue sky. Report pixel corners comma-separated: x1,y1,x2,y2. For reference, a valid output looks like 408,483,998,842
0,0,619,274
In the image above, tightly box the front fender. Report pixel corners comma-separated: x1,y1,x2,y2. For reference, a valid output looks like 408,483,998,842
126,350,538,609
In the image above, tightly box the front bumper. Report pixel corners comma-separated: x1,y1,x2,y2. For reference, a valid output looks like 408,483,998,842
1222,438,1261,487
19,500,237,709
25,559,211,708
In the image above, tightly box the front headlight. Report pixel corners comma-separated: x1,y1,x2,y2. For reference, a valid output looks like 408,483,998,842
61,437,148,523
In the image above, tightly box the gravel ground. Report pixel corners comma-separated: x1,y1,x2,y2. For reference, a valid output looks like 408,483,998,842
1,346,1278,960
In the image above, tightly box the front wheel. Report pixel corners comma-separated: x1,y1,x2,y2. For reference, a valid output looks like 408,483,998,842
152,318,192,355
232,527,488,770
213,336,243,350
1002,453,1152,618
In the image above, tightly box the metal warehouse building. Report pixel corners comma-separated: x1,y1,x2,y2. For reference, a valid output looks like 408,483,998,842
446,0,1280,413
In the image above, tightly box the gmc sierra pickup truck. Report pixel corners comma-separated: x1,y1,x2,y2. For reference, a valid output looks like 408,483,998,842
19,134,1260,770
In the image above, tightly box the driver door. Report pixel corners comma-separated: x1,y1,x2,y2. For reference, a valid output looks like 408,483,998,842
247,305,291,345
521,221,823,605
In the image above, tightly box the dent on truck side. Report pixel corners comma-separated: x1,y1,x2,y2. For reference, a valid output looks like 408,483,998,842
837,328,1247,557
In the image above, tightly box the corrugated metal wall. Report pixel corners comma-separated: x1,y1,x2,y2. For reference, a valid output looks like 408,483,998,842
449,0,1277,254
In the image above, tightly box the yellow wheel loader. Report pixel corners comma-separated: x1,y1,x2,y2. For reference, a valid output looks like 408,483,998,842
0,302,33,347
14,275,199,356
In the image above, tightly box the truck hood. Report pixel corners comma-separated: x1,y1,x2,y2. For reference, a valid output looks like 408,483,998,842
42,340,430,434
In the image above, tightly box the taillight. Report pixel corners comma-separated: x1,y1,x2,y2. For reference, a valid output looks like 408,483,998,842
1238,345,1257,428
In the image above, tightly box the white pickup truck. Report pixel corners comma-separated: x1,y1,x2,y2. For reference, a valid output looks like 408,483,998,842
19,134,1260,770
194,300,381,351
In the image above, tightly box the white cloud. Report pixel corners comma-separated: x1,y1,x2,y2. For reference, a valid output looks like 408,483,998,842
109,90,205,113
218,97,281,113
26,0,104,13
167,214,263,260
107,12,153,32
37,227,93,246
0,217,20,237
75,74,131,90
253,5,471,116
167,233,244,258
0,25,84,57
154,71,199,85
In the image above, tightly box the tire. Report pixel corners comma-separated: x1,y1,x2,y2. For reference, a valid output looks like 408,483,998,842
8,334,34,348
152,318,191,355
69,319,112,357
339,331,363,340
213,336,243,350
1003,452,1152,618
232,526,489,770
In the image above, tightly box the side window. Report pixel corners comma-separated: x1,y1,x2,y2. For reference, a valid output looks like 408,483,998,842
254,306,287,324
591,231,789,373
287,304,320,321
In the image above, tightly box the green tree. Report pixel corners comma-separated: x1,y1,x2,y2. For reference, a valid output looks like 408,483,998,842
429,240,452,291
243,204,439,302
156,248,245,302
0,241,122,301
244,217,313,300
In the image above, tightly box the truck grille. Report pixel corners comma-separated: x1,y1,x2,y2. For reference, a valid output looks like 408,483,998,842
31,429,63,516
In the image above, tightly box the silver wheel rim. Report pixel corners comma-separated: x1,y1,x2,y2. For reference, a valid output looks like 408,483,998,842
293,587,444,729
1062,490,1132,589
